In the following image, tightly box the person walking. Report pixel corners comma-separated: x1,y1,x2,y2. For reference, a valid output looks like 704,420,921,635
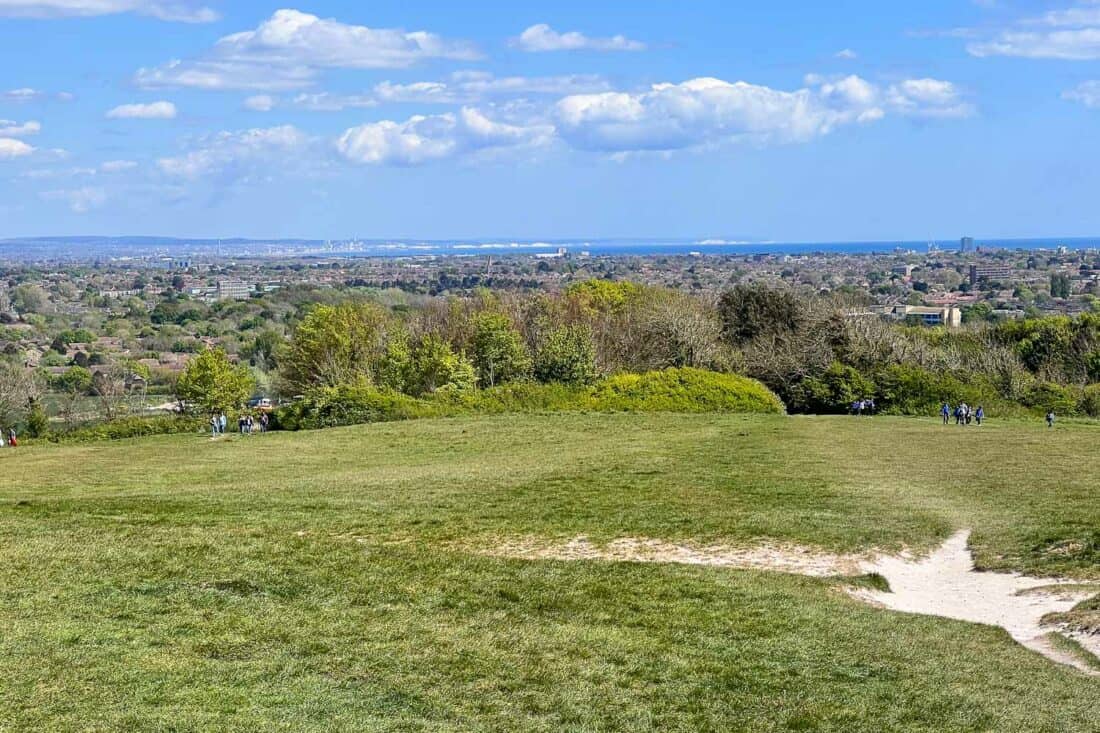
260,412,269,433
8,427,17,448
1046,410,1055,429
219,413,227,435
975,405,984,426
246,414,255,435
941,402,951,425
210,414,219,438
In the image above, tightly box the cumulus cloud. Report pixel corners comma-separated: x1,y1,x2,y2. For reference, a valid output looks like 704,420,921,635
511,23,646,52
0,0,217,22
136,9,480,91
1063,79,1100,107
553,76,970,153
0,119,41,136
967,3,1100,59
337,107,552,166
157,125,310,181
243,95,276,112
0,138,35,158
106,101,177,119
40,186,107,213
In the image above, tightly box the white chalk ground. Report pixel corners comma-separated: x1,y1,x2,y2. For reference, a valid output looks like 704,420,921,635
478,530,1100,675
854,530,1099,675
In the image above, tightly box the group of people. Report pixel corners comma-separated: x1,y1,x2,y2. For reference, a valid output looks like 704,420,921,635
0,427,18,448
210,412,269,437
850,399,876,415
941,402,984,426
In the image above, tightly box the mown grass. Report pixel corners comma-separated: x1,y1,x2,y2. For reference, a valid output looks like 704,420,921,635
1,413,1098,731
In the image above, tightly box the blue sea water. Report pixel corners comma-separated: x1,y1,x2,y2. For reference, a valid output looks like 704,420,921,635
342,236,1100,259
3,235,1100,261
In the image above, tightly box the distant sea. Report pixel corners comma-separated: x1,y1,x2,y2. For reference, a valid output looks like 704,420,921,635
341,236,1100,259
3,236,1100,261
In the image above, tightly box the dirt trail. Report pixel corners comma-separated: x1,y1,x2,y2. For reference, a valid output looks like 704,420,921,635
477,531,1100,675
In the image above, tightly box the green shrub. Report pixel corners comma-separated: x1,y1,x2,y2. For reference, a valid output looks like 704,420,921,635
1023,381,1080,416
44,415,206,443
788,362,874,414
275,368,784,431
275,384,438,431
1079,384,1100,418
588,368,785,414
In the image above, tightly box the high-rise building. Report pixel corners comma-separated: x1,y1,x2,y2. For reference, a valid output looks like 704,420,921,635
960,236,974,253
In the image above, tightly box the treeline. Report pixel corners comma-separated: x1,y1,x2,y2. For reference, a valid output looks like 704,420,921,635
269,280,1100,423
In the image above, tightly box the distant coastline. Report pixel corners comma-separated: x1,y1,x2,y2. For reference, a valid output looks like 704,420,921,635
1,235,1099,261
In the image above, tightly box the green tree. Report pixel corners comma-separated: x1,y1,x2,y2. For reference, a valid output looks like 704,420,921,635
1051,273,1072,299
176,349,256,414
403,335,476,396
534,325,598,386
279,302,389,393
470,313,531,388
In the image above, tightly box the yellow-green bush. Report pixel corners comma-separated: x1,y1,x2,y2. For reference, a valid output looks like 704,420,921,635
588,368,785,414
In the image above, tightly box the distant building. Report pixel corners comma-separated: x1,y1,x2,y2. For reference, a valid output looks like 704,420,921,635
870,304,962,328
216,279,252,300
969,264,1014,284
960,236,975,253
892,265,914,278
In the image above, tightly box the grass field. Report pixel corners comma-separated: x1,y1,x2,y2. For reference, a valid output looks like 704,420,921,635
1,413,1098,731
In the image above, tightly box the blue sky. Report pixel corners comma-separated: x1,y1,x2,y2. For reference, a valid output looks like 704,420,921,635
2,0,1100,242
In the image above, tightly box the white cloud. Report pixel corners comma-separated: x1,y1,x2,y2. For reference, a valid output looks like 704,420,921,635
511,23,646,52
337,107,552,166
243,94,276,112
374,71,611,105
966,3,1100,59
157,125,310,181
293,92,376,111
553,75,970,153
885,78,974,118
288,72,612,112
137,9,480,91
0,138,34,158
136,59,314,92
106,101,177,119
835,48,858,59
0,0,216,22
40,186,107,213
100,159,138,172
1063,79,1100,107
0,119,41,136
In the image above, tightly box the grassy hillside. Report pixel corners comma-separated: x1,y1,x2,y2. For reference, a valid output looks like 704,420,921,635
1,414,1098,731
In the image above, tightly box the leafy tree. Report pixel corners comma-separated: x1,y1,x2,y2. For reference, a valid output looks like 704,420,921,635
1051,273,1072,299
717,284,805,345
55,366,93,427
279,302,389,393
403,335,476,396
534,325,598,386
176,348,256,414
470,313,531,388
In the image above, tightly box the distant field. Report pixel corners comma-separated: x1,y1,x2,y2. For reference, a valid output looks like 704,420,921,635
0,414,1098,731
